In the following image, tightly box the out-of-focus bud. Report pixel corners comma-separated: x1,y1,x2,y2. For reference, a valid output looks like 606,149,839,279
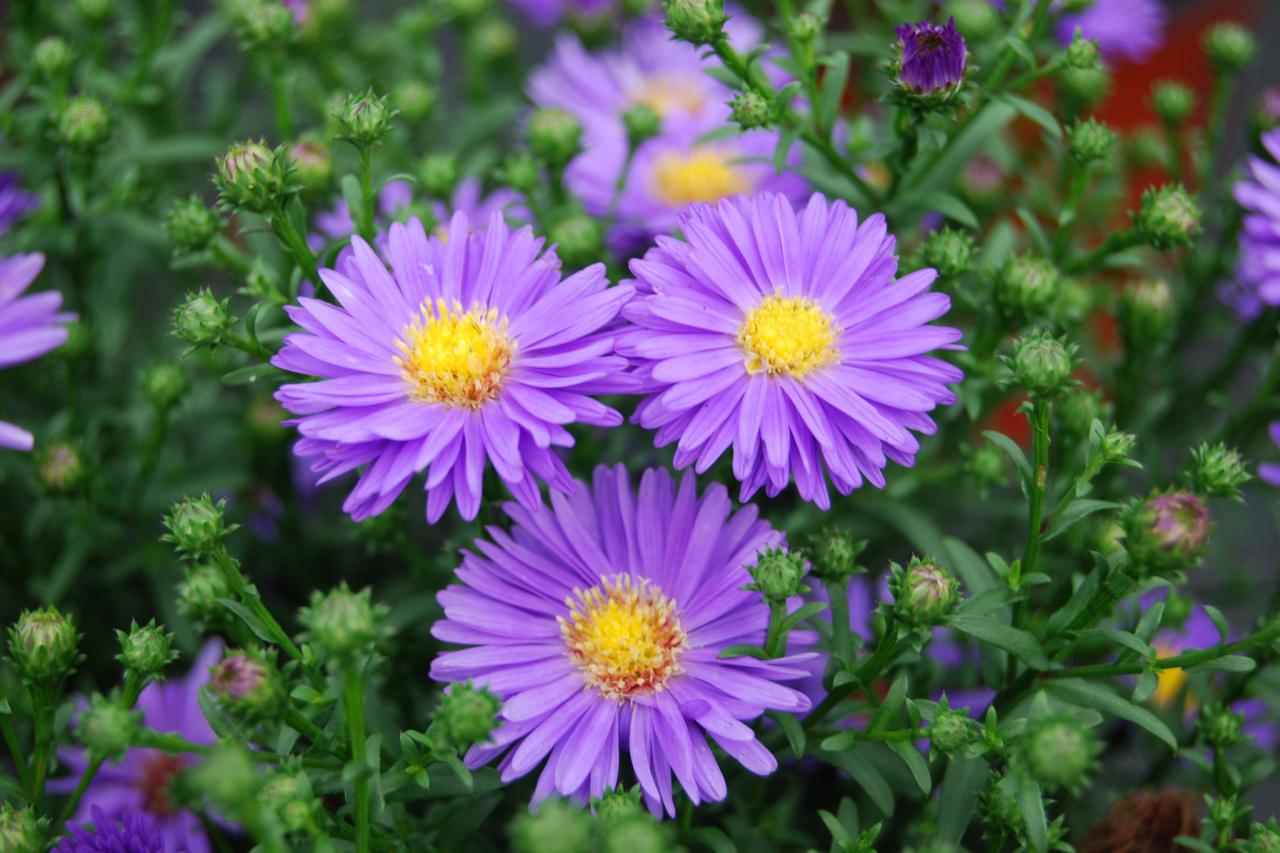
967,441,1007,488
745,547,808,602
1057,66,1111,110
214,140,292,214
1189,441,1251,501
510,798,593,853
1100,426,1137,466
1124,491,1210,572
333,89,396,148
662,0,728,46
891,556,959,626
1197,703,1244,750
172,290,233,349
602,812,671,853
995,253,1060,320
163,493,235,559
929,699,978,756
418,154,459,201
1134,184,1201,250
33,36,74,81
210,647,285,721
1057,388,1110,441
177,563,233,625
394,80,438,123
431,681,502,751
1151,81,1196,126
142,363,190,412
298,583,389,661
1244,820,1280,853
1063,31,1100,71
0,804,45,852
166,195,223,253
36,442,86,493
116,620,179,680
1204,22,1255,75
225,0,296,49
1254,87,1280,135
1006,330,1079,399
56,95,111,152
1068,117,1116,165
806,527,866,582
730,90,771,131
190,743,262,814
593,786,645,824
7,607,82,685
443,0,488,21
918,227,975,279
1118,279,1175,352
623,104,662,148
495,153,541,196
527,108,583,170
261,769,321,834
75,0,115,22
1021,715,1099,793
288,137,333,193
78,695,142,761
547,215,602,270
471,18,517,64
944,0,998,40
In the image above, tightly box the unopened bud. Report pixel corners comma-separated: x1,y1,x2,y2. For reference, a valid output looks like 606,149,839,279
1006,330,1078,398
892,556,959,626
1151,81,1195,126
1134,184,1200,250
36,442,86,493
116,620,179,679
547,215,602,270
1204,22,1255,74
995,253,1059,320
745,547,807,601
177,563,233,625
1189,441,1251,501
226,0,296,49
662,0,728,46
165,195,222,252
510,798,593,853
730,91,771,131
930,702,977,755
261,770,321,834
495,153,541,196
1197,703,1244,749
163,493,234,558
79,695,142,760
33,36,74,81
1068,117,1116,165
1021,715,1099,792
333,89,396,147
299,583,388,661
418,154,459,200
0,804,45,852
918,227,975,279
806,527,866,581
1063,32,1100,71
214,140,292,213
1057,66,1110,110
431,681,502,750
527,108,583,169
288,137,333,193
1125,491,1210,572
945,0,998,40
142,363,190,412
394,81,438,124
172,290,233,348
1118,279,1174,350
210,647,284,721
191,744,262,814
7,607,82,684
1245,820,1280,853
622,105,662,148
56,95,111,151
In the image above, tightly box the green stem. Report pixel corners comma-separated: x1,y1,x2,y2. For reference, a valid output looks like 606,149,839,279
268,54,293,140
269,211,322,298
358,147,376,243
1063,229,1141,274
0,715,31,792
61,674,145,822
827,577,854,669
1051,163,1093,262
1019,401,1051,585
764,600,789,658
804,620,902,730
343,662,371,853
1042,625,1280,681
29,684,54,811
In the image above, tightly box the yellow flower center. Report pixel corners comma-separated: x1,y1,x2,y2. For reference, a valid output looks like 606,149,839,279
1151,641,1193,713
394,298,514,409
650,147,754,207
629,74,709,119
737,294,841,378
559,575,686,701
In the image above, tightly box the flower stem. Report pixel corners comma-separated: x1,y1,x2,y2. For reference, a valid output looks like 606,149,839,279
1063,229,1141,274
764,600,789,658
0,715,31,792
358,147,376,244
342,662,372,853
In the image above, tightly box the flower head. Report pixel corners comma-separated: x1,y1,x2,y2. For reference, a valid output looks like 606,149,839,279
895,18,967,94
274,212,633,522
1055,0,1166,64
619,192,962,508
430,465,814,816
55,807,166,853
1224,130,1280,319
1,252,74,451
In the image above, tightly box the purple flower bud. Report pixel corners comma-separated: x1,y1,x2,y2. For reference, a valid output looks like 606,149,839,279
896,18,967,94
1147,493,1209,554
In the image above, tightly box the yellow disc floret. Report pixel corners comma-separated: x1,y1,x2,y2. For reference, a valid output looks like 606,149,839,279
560,575,686,701
1151,641,1192,713
395,298,514,409
737,293,840,378
650,147,754,207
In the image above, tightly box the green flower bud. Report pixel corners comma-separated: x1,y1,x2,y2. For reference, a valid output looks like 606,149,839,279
190,744,262,814
892,557,959,626
1056,387,1111,440
210,647,285,721
730,90,771,131
1100,426,1136,465
141,363,190,412
930,702,978,755
444,0,489,21
1197,703,1244,750
172,289,233,348
79,695,142,760
981,774,1026,839
261,769,321,834
496,153,541,196
1189,441,1251,501
165,195,222,253
287,137,333,193
786,12,822,46
602,813,671,853
1057,66,1111,110
1118,278,1174,351
75,0,115,21
1134,184,1201,250
510,798,593,853
1208,794,1245,838
547,214,602,270
177,563,233,625
745,547,807,601
1124,491,1210,572
333,89,396,148
967,441,1007,488
418,154,459,200
527,108,583,169
7,607,82,684
33,36,74,81
116,620,179,679
918,227,976,279
214,140,292,213
163,493,235,558
394,80,438,123
1128,126,1167,170
432,681,502,750
36,442,86,493
662,0,728,46
1245,820,1280,853
1204,22,1255,74
1006,330,1078,399
1067,117,1116,165
56,95,111,151
1150,81,1196,126
225,0,296,49
622,104,662,148
0,804,45,852
1063,32,1100,71
593,786,645,824
806,527,866,581
1021,715,1099,792
471,18,517,64
299,583,389,661
995,253,1060,320
945,0,999,41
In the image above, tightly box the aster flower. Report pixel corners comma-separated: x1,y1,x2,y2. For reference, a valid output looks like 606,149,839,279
1260,422,1280,486
0,172,39,236
273,212,633,522
619,192,963,508
1,252,75,451
1055,0,1166,63
1224,130,1280,319
54,807,164,853
429,464,814,816
895,18,967,94
50,641,223,853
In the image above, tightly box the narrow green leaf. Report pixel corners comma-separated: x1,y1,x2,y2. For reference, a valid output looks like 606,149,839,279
819,750,895,816
1075,628,1150,658
981,430,1033,489
769,711,805,759
818,52,851,132
717,644,769,660
1046,557,1105,635
1013,772,1049,853
1134,601,1166,644
888,740,931,795
221,363,282,386
1132,669,1158,704
1202,605,1229,642
948,615,1050,670
942,537,999,595
217,597,276,643
999,93,1062,139
690,828,738,853
818,809,854,846
1173,837,1218,853
1185,654,1256,674
1042,499,1122,542
938,756,988,844
933,194,979,229
1046,679,1177,749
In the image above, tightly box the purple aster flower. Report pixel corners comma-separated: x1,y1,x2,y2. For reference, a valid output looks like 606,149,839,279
0,172,39,236
51,642,223,853
430,464,814,816
1224,129,1280,319
895,18,967,93
1261,421,1280,486
1055,0,1166,63
273,213,633,522
1,252,75,452
281,0,308,25
313,180,415,247
431,177,529,234
55,807,164,853
618,192,963,508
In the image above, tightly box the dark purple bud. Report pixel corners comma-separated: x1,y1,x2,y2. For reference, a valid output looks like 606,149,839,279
896,18,967,94
1146,492,1209,554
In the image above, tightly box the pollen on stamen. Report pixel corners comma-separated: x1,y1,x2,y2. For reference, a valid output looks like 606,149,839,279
559,575,686,701
394,298,514,409
737,293,841,379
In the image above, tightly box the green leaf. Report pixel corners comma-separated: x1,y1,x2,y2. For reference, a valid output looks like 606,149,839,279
773,126,798,174
197,685,252,742
717,644,769,660
341,175,368,238
216,597,276,644
818,52,851,133
982,430,1033,490
1046,679,1177,749
769,711,805,759
1134,601,1166,644
820,731,858,752
942,537,999,595
1075,628,1150,658
1202,605,1229,643
1132,669,1158,703
1013,772,1049,853
998,93,1062,139
932,194,979,229
1015,208,1051,256
818,809,855,846
938,756,988,844
690,828,738,853
221,363,282,386
902,100,1016,198
1186,654,1256,674
867,671,909,733
1173,837,1218,853
1042,499,1122,542
948,615,1050,670
779,601,828,633
888,740,930,795
819,750,894,816
1046,556,1106,635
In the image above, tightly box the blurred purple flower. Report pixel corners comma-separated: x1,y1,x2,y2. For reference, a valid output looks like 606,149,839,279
1261,422,1280,486
0,253,75,451
0,172,39,236
1055,0,1167,62
54,806,165,853
1223,129,1280,319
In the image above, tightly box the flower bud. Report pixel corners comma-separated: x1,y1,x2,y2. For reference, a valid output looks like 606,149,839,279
1245,820,1280,853
177,563,233,625
622,105,662,148
1056,388,1110,441
1197,703,1244,750
1134,184,1201,250
786,12,822,46
495,153,541,196
1099,426,1136,465
214,140,292,213
56,95,111,152
210,647,285,721
944,0,998,40
527,109,583,170
1255,88,1280,135
745,547,807,601
394,80,438,123
730,91,771,131
1118,279,1174,350
431,681,501,750
917,227,975,279
602,813,671,853
995,253,1059,320
892,557,959,626
418,153,459,200
1204,22,1255,74
1057,66,1111,110
510,798,593,853
930,702,977,756
1067,117,1116,165
471,18,517,64
163,493,234,558
1063,32,1100,71
593,786,644,823
1021,715,1099,792
1189,441,1251,501
895,19,967,100
172,290,233,348
116,620,179,679
1006,330,1078,399
333,89,396,148
75,0,114,20
967,441,1006,488
226,0,296,49
261,770,321,834
443,0,488,21
547,214,602,270
1150,81,1195,126
7,607,82,684
1128,126,1167,170
287,137,333,193
191,744,262,814
662,0,728,46
806,527,866,581
0,804,45,852
165,195,222,253
33,36,74,81
299,583,388,661
1207,794,1245,838
141,363,190,412
36,442,86,493
1124,491,1210,572
79,695,142,760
